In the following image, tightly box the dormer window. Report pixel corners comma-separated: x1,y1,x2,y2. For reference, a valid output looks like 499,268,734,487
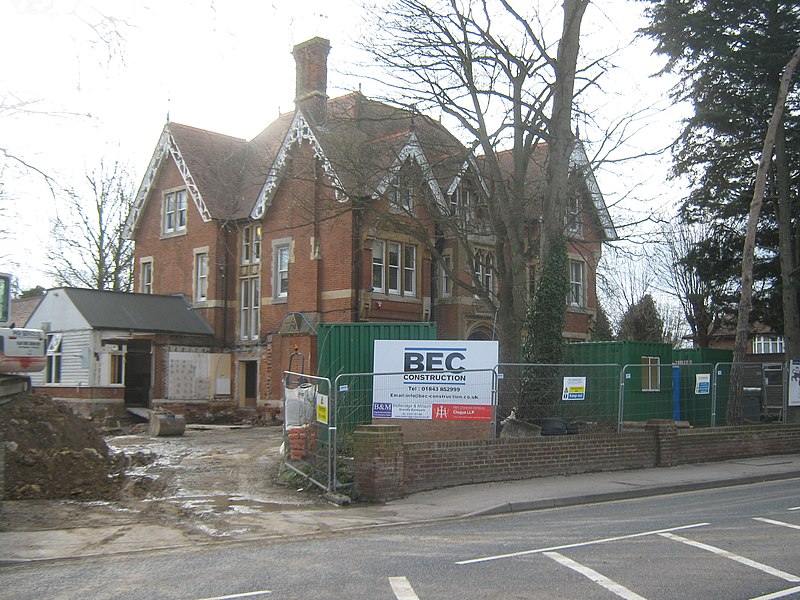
390,167,414,212
566,195,582,237
451,180,486,224
163,189,187,235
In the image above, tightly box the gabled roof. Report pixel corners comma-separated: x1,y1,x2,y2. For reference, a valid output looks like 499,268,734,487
57,288,214,335
126,91,614,241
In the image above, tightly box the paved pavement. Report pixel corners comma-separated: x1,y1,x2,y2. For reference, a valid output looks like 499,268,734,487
2,453,800,564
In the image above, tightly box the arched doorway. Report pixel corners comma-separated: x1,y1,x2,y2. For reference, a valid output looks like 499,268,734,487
467,324,494,341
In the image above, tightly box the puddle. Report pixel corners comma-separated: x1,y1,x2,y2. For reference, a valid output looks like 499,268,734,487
175,494,312,514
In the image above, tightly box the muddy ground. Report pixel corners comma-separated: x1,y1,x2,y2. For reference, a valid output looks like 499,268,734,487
1,394,329,539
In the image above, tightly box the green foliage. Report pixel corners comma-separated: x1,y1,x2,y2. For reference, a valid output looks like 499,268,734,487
617,294,665,342
641,0,800,331
518,238,569,420
592,301,615,341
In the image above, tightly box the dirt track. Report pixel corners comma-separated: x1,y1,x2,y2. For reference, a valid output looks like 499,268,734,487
1,423,330,539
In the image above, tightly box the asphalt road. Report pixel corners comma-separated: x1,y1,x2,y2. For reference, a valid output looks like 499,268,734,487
3,479,800,600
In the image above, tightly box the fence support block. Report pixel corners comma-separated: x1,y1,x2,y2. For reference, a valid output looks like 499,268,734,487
353,425,404,502
645,419,678,467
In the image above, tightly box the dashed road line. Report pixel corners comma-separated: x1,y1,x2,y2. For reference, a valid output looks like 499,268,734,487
193,591,272,600
389,576,421,600
456,522,709,565
754,517,800,531
544,551,648,600
658,532,800,582
750,584,800,599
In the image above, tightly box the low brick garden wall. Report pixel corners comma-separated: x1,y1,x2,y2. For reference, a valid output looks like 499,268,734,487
353,421,800,501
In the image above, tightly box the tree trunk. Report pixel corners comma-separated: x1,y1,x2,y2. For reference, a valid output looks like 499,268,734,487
728,47,800,425
776,122,800,362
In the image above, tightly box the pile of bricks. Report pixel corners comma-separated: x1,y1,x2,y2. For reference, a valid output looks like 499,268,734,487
286,424,317,460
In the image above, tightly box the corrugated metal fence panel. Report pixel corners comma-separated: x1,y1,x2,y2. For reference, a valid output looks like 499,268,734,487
317,322,437,382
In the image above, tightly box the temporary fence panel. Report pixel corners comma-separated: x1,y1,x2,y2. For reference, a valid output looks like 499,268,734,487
283,371,335,493
334,369,497,445
496,363,622,430
711,362,787,426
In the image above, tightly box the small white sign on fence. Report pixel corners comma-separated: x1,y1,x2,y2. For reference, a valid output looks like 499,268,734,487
789,360,800,407
562,376,586,401
695,373,711,395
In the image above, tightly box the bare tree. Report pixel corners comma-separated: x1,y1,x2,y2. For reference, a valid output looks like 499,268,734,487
361,0,594,365
47,160,135,291
653,219,722,348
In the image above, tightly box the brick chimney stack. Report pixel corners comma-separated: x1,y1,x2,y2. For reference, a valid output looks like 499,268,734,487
293,37,331,124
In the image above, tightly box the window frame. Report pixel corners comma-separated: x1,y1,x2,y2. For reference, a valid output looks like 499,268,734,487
474,249,495,299
753,335,785,354
372,240,386,293
271,238,291,301
45,332,62,384
241,224,261,265
240,276,261,340
440,253,452,298
163,189,188,235
372,238,418,298
569,259,585,308
194,250,209,303
140,259,153,294
641,355,661,392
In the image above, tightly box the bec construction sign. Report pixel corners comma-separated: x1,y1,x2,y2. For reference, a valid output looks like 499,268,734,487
372,340,498,421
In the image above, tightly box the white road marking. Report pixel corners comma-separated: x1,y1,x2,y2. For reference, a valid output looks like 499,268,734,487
659,532,800,582
788,507,800,511
750,584,800,599
755,517,800,531
389,576,421,600
456,522,710,565
544,552,648,600
192,592,272,600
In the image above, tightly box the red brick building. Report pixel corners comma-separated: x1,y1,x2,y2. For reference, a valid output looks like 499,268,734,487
125,37,616,419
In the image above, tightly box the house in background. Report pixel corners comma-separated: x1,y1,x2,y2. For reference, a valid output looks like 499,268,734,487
27,287,215,422
122,37,616,422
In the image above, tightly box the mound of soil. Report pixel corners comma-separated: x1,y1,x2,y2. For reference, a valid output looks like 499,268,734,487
1,392,124,500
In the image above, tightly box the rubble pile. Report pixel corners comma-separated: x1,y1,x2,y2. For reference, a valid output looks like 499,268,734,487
1,393,124,499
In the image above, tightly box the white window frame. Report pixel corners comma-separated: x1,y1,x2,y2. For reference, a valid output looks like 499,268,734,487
163,189,187,234
642,356,661,392
404,245,417,298
569,259,585,307
388,241,401,295
440,253,452,298
272,238,291,300
474,249,495,299
240,276,260,340
372,240,386,293
566,195,582,237
140,259,153,294
373,238,418,297
194,250,209,303
753,335,784,354
241,224,261,265
45,333,62,384
390,170,414,212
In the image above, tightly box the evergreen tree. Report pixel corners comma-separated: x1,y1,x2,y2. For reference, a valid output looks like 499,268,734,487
617,294,665,343
640,1,800,336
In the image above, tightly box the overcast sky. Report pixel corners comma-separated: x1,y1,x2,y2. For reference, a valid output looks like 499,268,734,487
0,0,685,291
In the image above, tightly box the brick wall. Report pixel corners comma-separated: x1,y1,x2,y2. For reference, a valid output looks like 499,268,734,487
353,421,800,502
677,425,800,463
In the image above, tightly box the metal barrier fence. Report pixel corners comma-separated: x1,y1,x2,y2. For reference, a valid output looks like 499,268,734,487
284,361,796,490
282,371,335,493
496,363,622,432
333,369,498,445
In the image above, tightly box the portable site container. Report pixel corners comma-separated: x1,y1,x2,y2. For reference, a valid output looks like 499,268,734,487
317,322,437,435
673,348,733,427
564,341,674,423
